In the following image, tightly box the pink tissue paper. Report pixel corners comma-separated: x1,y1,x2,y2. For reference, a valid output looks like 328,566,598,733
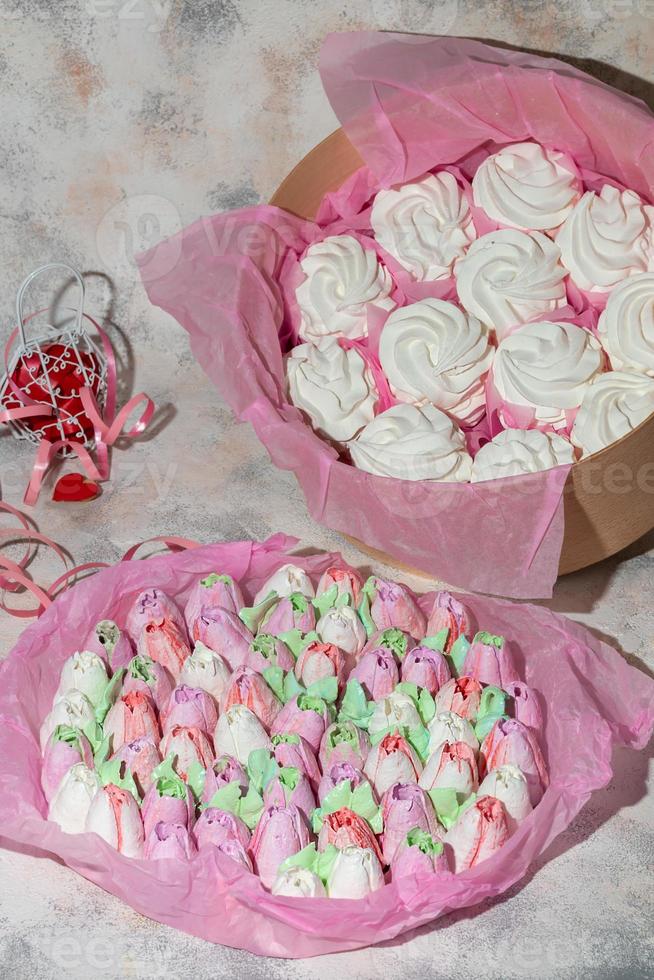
137,33,654,599
0,535,652,957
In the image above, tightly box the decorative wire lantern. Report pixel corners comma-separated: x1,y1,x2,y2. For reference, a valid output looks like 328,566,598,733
0,263,108,456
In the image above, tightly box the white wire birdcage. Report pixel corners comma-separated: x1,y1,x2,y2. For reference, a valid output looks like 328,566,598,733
0,263,109,456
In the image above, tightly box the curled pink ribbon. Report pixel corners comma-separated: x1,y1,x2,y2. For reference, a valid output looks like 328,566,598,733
0,504,200,619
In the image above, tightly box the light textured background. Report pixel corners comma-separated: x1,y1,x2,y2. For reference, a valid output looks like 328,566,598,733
0,2,653,978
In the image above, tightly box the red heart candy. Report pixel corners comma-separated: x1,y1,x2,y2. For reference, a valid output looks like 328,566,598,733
52,472,101,503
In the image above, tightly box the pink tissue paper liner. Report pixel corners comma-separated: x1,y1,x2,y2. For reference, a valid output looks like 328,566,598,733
136,32,654,599
0,535,652,957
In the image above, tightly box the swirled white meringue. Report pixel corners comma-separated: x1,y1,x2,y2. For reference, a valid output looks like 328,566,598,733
455,229,567,340
370,171,477,281
296,235,395,342
471,428,574,482
378,298,494,426
348,403,472,482
571,371,654,457
472,141,581,232
286,340,378,442
597,273,654,375
490,321,604,427
556,185,654,293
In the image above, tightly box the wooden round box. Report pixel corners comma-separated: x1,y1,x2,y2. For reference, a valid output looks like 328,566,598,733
270,130,654,576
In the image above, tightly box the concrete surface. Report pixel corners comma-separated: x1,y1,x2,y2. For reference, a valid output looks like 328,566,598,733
0,2,653,978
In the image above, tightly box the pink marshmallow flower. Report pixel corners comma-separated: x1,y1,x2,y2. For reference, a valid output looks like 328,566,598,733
221,665,282,729
104,690,161,752
249,804,310,889
145,821,197,861
363,577,427,640
141,763,195,837
261,593,316,637
245,633,295,674
159,725,215,782
434,676,483,722
201,755,249,806
319,721,370,772
162,685,218,736
184,572,245,633
122,655,174,713
426,592,471,654
350,647,399,700
295,641,344,689
401,645,451,695
316,567,363,606
111,736,162,797
318,763,371,805
462,632,520,691
271,694,331,752
193,807,251,851
263,767,316,824
505,681,543,731
381,782,440,865
445,795,509,872
317,806,383,864
84,784,144,858
271,733,321,790
419,740,479,797
41,726,95,803
479,718,548,806
216,837,253,871
127,588,186,643
137,618,192,681
363,732,423,798
83,620,134,670
192,607,253,671
391,828,449,879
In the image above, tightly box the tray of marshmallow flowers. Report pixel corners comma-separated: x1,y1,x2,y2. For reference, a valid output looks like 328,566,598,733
0,536,652,957
140,34,654,598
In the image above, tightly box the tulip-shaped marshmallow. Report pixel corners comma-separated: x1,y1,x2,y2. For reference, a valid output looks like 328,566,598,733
402,644,451,695
42,726,95,803
364,732,423,797
179,642,231,701
162,685,218,736
83,620,133,670
48,763,101,834
122,655,174,713
127,588,186,642
272,866,327,897
445,795,509,872
145,820,197,861
271,695,331,752
194,807,251,850
111,736,162,796
221,665,282,729
249,804,310,889
351,647,399,700
391,828,449,879
381,782,440,865
480,718,548,806
326,846,384,899
193,607,253,671
184,572,245,633
137,618,191,680
104,690,161,752
362,577,427,640
462,632,520,691
245,634,295,674
55,650,109,707
253,563,315,605
426,592,470,653
85,784,145,858
319,722,370,772
317,806,383,863
478,764,532,834
434,676,483,722
214,705,271,765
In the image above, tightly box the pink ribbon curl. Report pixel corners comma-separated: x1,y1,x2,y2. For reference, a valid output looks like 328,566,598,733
0,503,201,619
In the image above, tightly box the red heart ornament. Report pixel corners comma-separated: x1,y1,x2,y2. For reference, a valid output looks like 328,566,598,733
52,472,101,503
2,344,102,445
